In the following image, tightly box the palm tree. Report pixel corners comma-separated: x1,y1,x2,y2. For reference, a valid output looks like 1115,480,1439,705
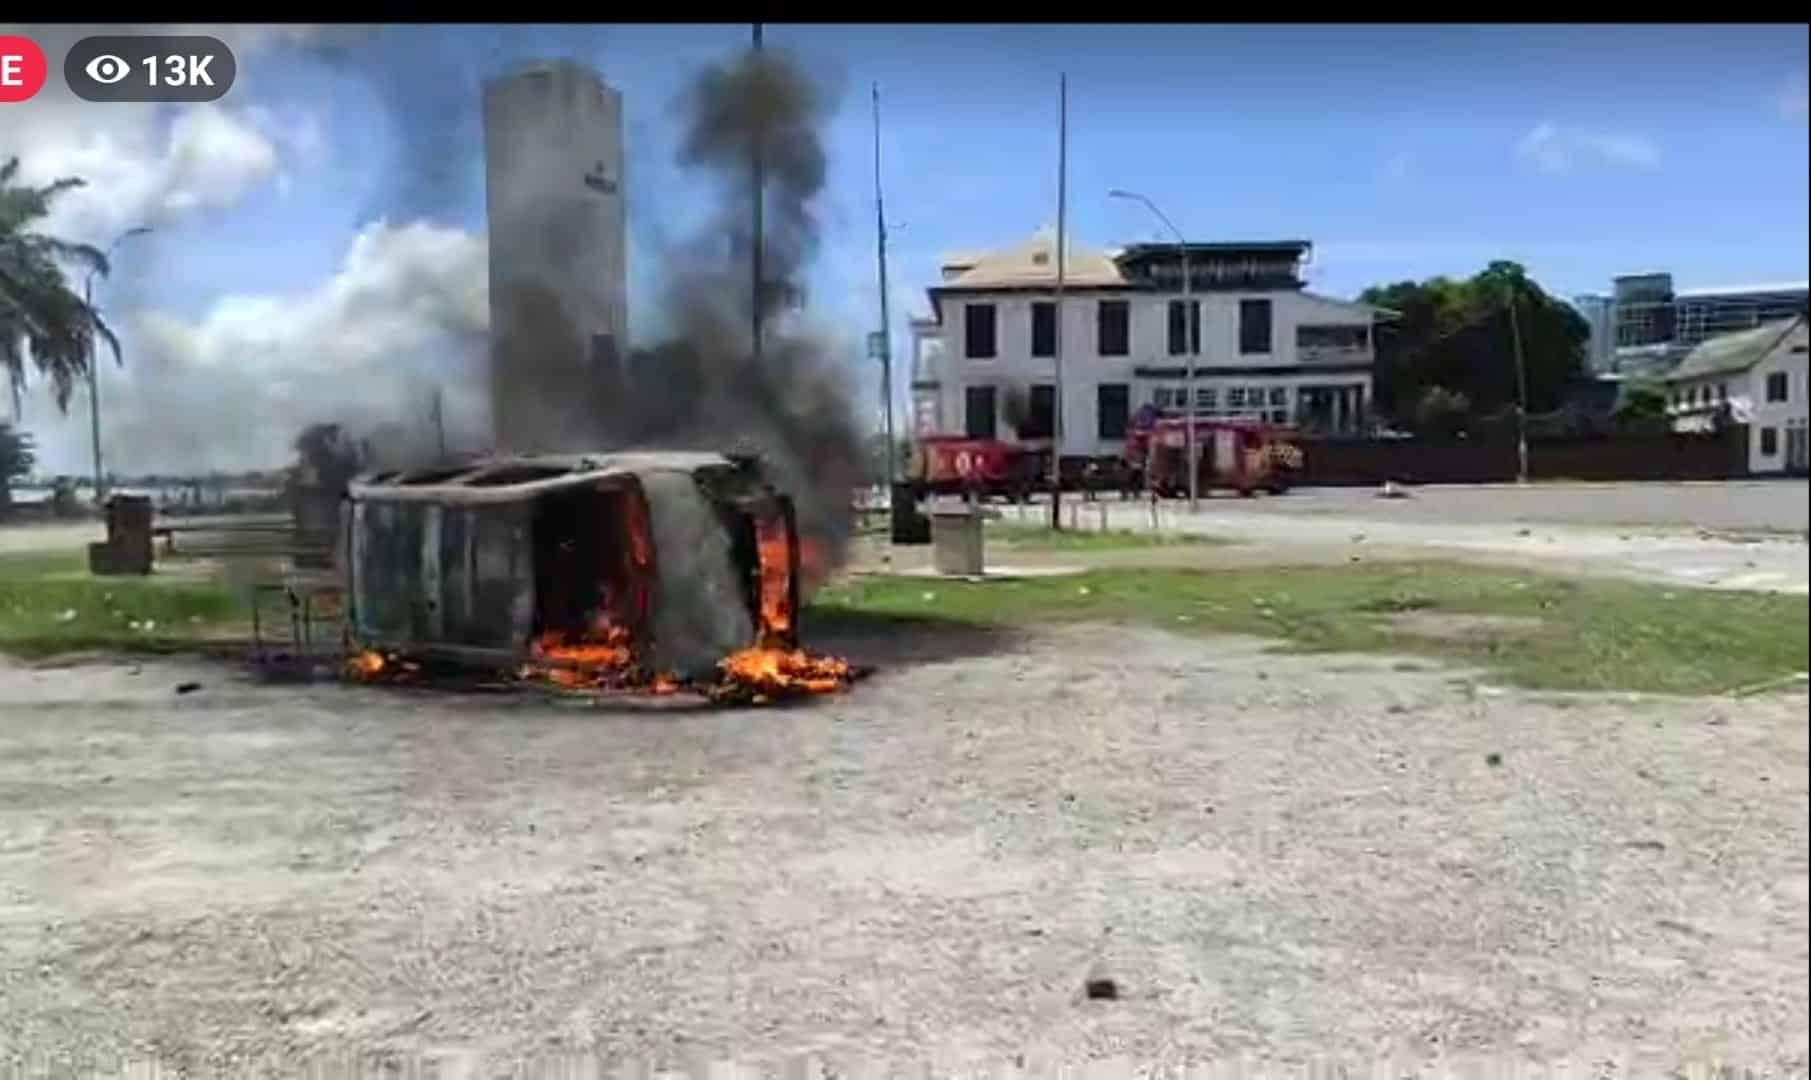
0,157,120,416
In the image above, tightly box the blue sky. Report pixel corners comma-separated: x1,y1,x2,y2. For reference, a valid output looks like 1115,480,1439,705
8,22,1808,473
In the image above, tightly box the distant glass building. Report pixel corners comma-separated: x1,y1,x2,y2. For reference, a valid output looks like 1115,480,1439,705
1574,272,1808,377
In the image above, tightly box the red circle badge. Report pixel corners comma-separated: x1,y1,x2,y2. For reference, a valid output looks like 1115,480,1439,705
0,36,48,103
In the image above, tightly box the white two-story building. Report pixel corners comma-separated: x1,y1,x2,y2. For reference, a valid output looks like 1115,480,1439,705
909,227,1389,463
1662,314,1809,474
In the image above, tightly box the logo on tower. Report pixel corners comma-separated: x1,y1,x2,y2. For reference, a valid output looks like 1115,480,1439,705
583,160,618,195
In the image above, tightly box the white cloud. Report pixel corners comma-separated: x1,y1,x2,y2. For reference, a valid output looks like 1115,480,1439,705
1378,151,1414,186
18,221,491,474
1781,72,1810,120
1515,122,1662,175
0,24,328,244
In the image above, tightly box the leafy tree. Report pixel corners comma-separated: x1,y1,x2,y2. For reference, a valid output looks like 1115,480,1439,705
1411,386,1472,439
1362,261,1589,428
1613,382,1671,432
0,421,34,511
0,158,121,413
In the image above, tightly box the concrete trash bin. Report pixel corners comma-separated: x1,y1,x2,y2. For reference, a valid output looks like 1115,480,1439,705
930,506,984,576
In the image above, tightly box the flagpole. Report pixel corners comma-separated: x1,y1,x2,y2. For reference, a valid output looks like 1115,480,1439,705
1049,73,1068,531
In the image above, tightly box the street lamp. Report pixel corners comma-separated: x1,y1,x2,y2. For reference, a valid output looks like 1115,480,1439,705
1109,189,1197,512
84,225,152,506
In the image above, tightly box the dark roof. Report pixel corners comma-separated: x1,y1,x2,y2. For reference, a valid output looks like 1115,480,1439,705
1117,241,1312,261
1664,316,1806,382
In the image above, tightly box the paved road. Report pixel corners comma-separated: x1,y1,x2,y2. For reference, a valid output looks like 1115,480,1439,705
1246,480,1808,533
1001,483,1810,595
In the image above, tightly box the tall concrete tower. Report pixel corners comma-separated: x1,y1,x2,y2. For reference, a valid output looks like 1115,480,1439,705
481,60,627,453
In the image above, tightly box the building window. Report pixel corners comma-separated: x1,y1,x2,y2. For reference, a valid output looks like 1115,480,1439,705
1767,371,1790,402
1268,387,1288,407
1167,300,1201,356
1227,387,1246,410
964,304,996,359
1760,427,1779,456
1021,384,1056,439
1031,302,1056,359
1239,299,1272,355
1199,388,1217,414
1718,382,1728,402
1153,388,1174,408
965,385,997,439
1097,383,1130,440
1098,300,1130,357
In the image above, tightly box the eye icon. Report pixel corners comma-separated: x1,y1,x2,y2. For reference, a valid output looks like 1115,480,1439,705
84,54,131,85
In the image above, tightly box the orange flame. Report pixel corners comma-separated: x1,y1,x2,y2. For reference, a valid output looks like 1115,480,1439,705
346,649,387,679
705,511,856,703
521,619,638,690
713,646,852,703
344,649,419,683
754,518,794,645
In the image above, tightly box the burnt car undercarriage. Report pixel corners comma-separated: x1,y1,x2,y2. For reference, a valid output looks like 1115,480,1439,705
341,452,845,698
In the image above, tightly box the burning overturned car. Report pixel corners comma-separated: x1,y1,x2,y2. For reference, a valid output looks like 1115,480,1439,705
339,451,854,703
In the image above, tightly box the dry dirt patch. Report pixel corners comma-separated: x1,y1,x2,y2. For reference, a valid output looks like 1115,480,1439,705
1384,611,1547,640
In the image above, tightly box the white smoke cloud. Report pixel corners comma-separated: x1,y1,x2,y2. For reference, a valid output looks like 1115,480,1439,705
19,220,490,474
0,23,331,243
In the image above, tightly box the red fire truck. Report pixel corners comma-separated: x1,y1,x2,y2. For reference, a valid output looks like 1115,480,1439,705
904,435,1049,500
1122,409,1303,497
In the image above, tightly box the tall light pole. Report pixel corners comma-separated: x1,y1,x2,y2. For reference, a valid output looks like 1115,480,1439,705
1109,189,1196,512
1507,285,1529,485
750,23,765,368
872,82,896,490
1050,74,1068,531
84,225,152,506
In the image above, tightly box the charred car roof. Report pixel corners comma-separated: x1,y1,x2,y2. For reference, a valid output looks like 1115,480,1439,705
350,451,754,503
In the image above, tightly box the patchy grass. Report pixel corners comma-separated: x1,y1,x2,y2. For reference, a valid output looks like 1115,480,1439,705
987,522,1230,552
810,561,1808,695
0,550,252,658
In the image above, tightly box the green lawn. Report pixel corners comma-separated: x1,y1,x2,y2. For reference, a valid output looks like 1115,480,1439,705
811,562,1809,696
987,522,1229,551
7,544,1806,698
0,550,252,658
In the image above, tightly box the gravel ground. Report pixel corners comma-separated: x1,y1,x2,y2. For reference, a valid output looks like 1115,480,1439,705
2,625,1804,1074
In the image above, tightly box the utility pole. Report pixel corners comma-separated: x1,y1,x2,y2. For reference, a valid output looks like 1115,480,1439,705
872,83,896,489
83,274,101,507
84,225,152,508
1108,190,1195,511
1508,286,1529,484
750,22,765,367
1049,73,1068,532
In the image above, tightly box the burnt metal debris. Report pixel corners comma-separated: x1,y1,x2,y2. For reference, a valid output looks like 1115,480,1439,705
341,451,800,682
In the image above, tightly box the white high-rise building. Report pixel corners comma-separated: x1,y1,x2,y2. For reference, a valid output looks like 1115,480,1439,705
481,60,626,453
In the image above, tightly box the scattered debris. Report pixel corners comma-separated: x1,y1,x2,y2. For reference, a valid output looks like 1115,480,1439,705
1084,977,1119,1001
175,682,203,695
1515,528,1532,537
1376,481,1411,499
1485,752,1503,767
54,609,78,623
1624,839,1666,853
